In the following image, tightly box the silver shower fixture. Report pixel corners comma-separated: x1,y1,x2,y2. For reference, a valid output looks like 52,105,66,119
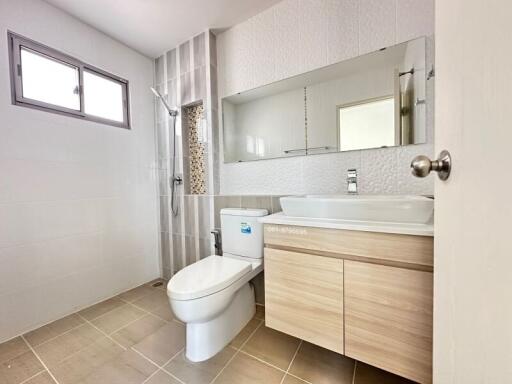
150,87,178,117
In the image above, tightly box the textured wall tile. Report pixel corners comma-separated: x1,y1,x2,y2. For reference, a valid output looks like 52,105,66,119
199,238,212,259
184,235,198,265
271,196,283,213
250,273,265,305
155,55,165,85
241,196,272,213
248,8,277,87
359,0,396,54
160,232,170,270
193,33,205,68
299,0,329,72
166,49,177,80
359,147,399,194
194,67,206,102
180,72,192,105
396,144,434,195
209,31,217,67
197,195,212,239
302,151,361,194
159,197,169,232
172,234,183,272
213,195,242,228
327,0,359,64
179,41,190,74
220,156,304,195
273,0,303,80
184,195,197,236
396,0,434,42
166,79,177,107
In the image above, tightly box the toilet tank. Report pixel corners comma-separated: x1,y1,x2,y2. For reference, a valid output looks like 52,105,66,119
220,208,268,259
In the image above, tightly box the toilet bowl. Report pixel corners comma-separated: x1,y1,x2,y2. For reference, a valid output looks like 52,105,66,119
166,208,268,362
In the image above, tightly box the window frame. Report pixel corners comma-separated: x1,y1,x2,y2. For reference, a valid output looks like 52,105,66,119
8,31,130,129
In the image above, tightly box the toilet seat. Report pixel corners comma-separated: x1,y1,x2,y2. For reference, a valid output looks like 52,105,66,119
168,255,252,301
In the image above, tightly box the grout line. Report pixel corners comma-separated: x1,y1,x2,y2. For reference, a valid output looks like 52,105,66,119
25,320,86,349
76,313,127,351
120,299,172,325
352,360,358,384
21,335,60,384
18,369,47,384
279,340,302,384
209,320,264,384
106,311,148,336
132,347,186,384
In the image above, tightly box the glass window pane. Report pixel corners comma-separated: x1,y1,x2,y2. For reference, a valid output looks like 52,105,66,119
20,47,80,110
339,98,395,151
83,70,124,123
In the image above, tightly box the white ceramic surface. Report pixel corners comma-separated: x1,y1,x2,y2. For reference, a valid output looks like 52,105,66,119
280,194,434,224
167,209,267,362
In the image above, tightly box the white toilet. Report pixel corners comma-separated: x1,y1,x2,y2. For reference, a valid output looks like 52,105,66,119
167,208,268,362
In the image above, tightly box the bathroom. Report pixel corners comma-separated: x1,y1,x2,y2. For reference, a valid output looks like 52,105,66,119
0,0,510,383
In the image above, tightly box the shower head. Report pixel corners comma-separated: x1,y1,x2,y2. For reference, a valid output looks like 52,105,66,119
150,87,178,117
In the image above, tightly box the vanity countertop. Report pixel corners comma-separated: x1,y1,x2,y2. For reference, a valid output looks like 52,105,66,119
260,212,434,237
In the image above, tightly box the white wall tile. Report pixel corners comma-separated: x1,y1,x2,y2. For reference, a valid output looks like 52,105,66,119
216,0,435,196
396,0,435,42
0,0,158,342
272,0,304,80
358,0,397,54
327,0,359,64
299,0,329,72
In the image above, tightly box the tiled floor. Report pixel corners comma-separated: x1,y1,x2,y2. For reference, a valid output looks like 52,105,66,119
0,280,416,384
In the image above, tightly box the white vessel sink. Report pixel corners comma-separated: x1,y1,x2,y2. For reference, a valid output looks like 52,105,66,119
280,195,434,224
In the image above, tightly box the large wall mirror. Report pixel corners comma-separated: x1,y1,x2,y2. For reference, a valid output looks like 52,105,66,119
222,37,429,163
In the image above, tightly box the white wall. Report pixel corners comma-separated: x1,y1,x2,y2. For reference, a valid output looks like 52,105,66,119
0,0,159,342
217,0,435,196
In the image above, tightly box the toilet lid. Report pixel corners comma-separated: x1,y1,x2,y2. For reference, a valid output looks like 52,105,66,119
167,255,252,300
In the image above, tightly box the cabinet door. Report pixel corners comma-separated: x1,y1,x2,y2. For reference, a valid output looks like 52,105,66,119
264,248,344,353
344,260,433,383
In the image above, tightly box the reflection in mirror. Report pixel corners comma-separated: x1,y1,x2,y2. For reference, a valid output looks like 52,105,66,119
222,37,428,163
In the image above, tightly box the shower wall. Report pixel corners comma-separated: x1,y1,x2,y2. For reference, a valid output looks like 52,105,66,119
154,31,219,279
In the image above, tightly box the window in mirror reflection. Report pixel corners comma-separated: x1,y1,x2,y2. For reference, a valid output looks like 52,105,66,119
338,97,395,152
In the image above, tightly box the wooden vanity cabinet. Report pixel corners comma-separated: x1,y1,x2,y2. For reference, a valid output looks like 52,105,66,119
264,224,433,384
265,248,344,353
344,260,433,384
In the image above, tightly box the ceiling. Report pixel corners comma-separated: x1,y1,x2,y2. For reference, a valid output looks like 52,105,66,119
44,0,281,58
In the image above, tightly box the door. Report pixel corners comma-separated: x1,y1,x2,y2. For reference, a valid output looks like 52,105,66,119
435,1,512,382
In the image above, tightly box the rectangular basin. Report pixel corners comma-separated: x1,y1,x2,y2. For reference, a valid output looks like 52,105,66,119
280,195,434,224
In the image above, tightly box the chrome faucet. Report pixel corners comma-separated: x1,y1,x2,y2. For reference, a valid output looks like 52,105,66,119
347,169,358,194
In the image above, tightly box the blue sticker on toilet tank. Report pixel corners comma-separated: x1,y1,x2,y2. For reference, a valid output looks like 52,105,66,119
241,223,252,234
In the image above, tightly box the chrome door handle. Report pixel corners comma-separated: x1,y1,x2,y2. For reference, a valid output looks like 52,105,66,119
411,150,452,180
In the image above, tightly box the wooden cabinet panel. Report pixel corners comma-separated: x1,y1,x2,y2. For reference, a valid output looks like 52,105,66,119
264,248,344,353
344,260,433,383
264,224,433,268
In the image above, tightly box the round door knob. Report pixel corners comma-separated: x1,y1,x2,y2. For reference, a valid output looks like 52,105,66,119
411,150,452,180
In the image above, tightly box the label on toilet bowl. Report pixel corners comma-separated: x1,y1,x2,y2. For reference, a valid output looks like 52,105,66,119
240,222,252,234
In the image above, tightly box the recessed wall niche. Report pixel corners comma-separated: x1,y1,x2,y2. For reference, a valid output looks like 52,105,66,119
183,103,207,194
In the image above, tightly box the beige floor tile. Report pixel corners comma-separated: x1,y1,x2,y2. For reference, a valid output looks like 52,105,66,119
24,371,56,384
255,305,265,320
78,297,125,321
145,370,181,384
132,290,169,312
0,350,44,384
34,324,103,368
132,321,185,366
242,326,300,370
164,347,236,384
214,352,284,384
111,314,166,348
24,314,84,347
50,337,123,384
229,318,262,349
289,342,355,384
91,304,145,334
150,302,176,322
0,337,30,363
118,285,154,303
354,362,416,384
282,375,308,384
78,349,157,384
